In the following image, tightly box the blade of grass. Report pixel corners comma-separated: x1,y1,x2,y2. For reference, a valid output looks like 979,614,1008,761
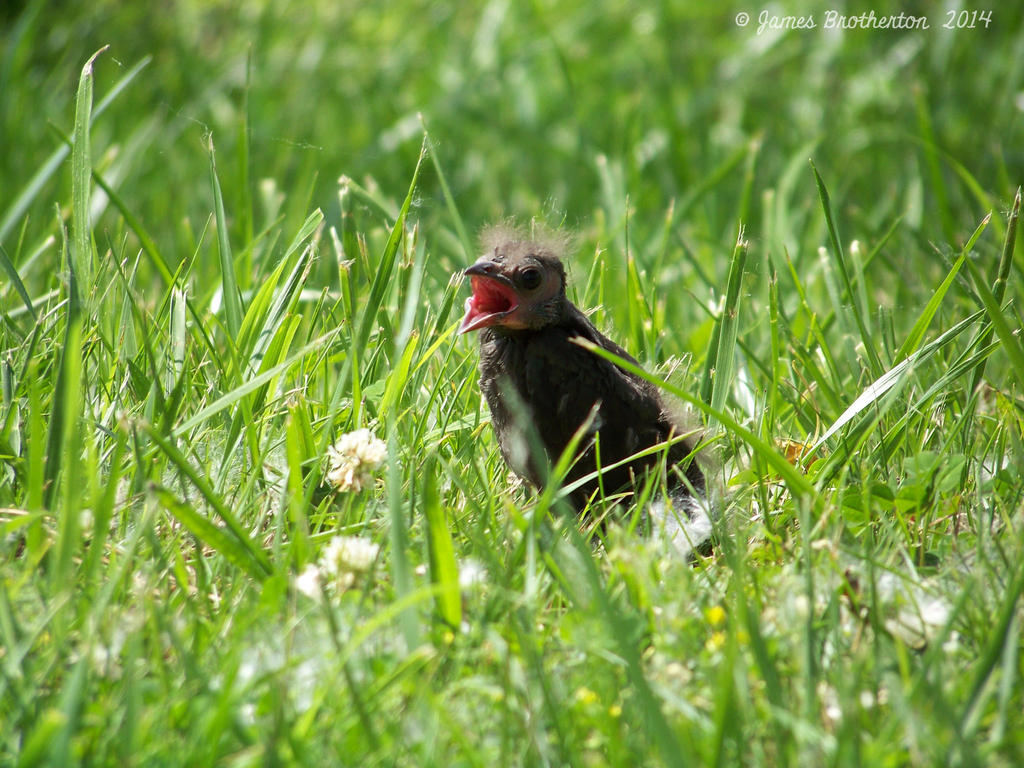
149,484,270,581
355,139,428,354
0,56,149,245
208,135,244,340
70,47,107,310
388,432,419,649
396,232,427,351
89,162,175,287
42,219,81,510
251,210,322,368
963,257,1024,390
700,225,748,415
893,213,989,363
809,308,984,456
49,116,178,289
237,49,255,250
958,543,1024,740
284,404,311,567
380,331,418,417
141,423,273,577
166,286,187,393
338,174,401,222
0,243,36,320
966,189,1021,392
811,160,883,376
82,429,127,589
422,452,461,627
172,328,340,437
48,320,83,588
625,248,652,359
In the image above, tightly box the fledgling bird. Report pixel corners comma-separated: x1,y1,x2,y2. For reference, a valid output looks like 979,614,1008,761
459,226,711,556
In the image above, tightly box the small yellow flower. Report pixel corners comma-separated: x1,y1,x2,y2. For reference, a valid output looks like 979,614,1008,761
706,631,727,651
705,605,727,627
574,686,599,706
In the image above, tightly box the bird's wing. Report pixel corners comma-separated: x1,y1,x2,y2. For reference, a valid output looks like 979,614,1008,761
522,323,664,471
567,305,644,368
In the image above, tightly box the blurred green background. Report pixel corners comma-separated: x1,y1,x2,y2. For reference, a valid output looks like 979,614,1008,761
4,0,1021,310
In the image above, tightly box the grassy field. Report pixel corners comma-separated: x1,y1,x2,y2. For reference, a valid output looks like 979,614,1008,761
2,0,1023,764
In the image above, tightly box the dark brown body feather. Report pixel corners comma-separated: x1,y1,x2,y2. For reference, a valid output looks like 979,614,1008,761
477,302,704,513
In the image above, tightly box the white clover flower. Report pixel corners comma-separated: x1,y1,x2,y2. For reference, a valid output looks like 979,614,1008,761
297,536,380,597
89,641,122,679
818,681,842,725
87,625,132,679
320,535,380,577
875,572,954,649
917,595,951,627
943,631,962,654
325,428,387,492
294,564,322,599
458,558,487,590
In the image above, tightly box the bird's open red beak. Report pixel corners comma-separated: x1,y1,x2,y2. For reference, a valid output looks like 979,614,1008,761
459,262,520,334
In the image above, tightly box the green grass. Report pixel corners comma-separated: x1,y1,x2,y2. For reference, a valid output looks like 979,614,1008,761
2,1,1024,764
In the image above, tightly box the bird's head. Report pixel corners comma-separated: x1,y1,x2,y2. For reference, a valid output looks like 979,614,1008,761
458,229,568,335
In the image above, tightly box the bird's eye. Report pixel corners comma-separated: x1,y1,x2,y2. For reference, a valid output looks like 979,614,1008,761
518,267,543,290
